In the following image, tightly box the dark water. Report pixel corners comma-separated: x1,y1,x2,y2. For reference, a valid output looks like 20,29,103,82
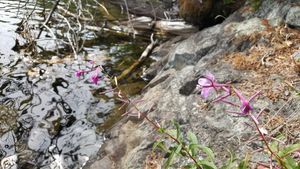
0,1,149,168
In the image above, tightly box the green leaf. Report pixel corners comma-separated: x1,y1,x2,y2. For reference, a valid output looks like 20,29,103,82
183,163,197,169
238,154,250,169
187,131,199,156
189,144,199,157
166,129,177,139
269,140,280,153
158,127,166,134
197,160,218,169
282,156,300,169
173,120,183,142
278,143,300,158
194,145,215,161
187,131,198,144
164,144,182,169
152,140,169,153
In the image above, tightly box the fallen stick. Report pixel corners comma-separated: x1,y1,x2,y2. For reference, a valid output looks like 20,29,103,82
117,34,159,80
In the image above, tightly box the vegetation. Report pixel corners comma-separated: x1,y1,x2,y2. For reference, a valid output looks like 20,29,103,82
11,0,299,168
75,62,300,169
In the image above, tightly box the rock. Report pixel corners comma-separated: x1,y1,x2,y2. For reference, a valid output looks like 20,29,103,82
88,156,116,169
224,17,266,37
292,50,300,73
286,6,300,28
28,128,51,152
1,155,17,169
54,120,102,169
0,131,16,157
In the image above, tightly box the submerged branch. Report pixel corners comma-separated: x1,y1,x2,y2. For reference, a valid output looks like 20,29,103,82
37,0,61,39
117,34,159,80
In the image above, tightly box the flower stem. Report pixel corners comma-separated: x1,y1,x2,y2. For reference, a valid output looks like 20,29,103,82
249,116,285,168
143,115,203,169
94,69,202,168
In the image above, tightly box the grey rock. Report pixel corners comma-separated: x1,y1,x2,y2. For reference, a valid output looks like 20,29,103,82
28,128,51,152
224,17,266,37
1,155,18,169
0,131,16,157
88,156,116,169
286,6,300,28
292,50,300,62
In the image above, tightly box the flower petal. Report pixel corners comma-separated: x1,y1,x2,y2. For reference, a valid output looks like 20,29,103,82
201,88,212,99
198,78,210,86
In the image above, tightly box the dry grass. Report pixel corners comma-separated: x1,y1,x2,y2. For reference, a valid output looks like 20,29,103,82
144,152,163,169
199,20,300,164
224,22,300,148
224,23,300,101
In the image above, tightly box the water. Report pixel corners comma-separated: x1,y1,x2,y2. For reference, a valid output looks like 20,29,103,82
0,1,149,168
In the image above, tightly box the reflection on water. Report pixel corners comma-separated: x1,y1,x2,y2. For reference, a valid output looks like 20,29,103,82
0,1,148,168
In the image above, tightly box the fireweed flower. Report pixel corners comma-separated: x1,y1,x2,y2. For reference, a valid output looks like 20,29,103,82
233,88,260,115
225,88,261,124
89,67,102,84
90,74,100,84
197,72,230,101
75,69,85,77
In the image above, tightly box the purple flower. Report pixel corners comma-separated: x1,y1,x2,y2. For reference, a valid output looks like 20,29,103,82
233,88,260,115
197,72,230,100
197,72,216,98
89,67,102,85
75,69,85,77
90,73,100,84
223,88,261,124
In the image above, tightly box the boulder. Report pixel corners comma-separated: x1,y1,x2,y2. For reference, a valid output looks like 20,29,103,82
286,6,300,28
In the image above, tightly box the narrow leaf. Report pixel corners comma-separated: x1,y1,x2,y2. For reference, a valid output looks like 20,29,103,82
278,143,300,158
238,154,250,169
194,145,215,161
164,145,182,169
197,160,218,169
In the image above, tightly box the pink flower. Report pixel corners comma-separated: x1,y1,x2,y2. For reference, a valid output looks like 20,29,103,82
75,69,85,77
223,88,261,124
90,74,100,84
89,67,102,85
233,88,260,115
197,72,216,98
197,72,230,100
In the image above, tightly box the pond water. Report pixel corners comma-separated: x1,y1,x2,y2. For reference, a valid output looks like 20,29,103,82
0,1,150,168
